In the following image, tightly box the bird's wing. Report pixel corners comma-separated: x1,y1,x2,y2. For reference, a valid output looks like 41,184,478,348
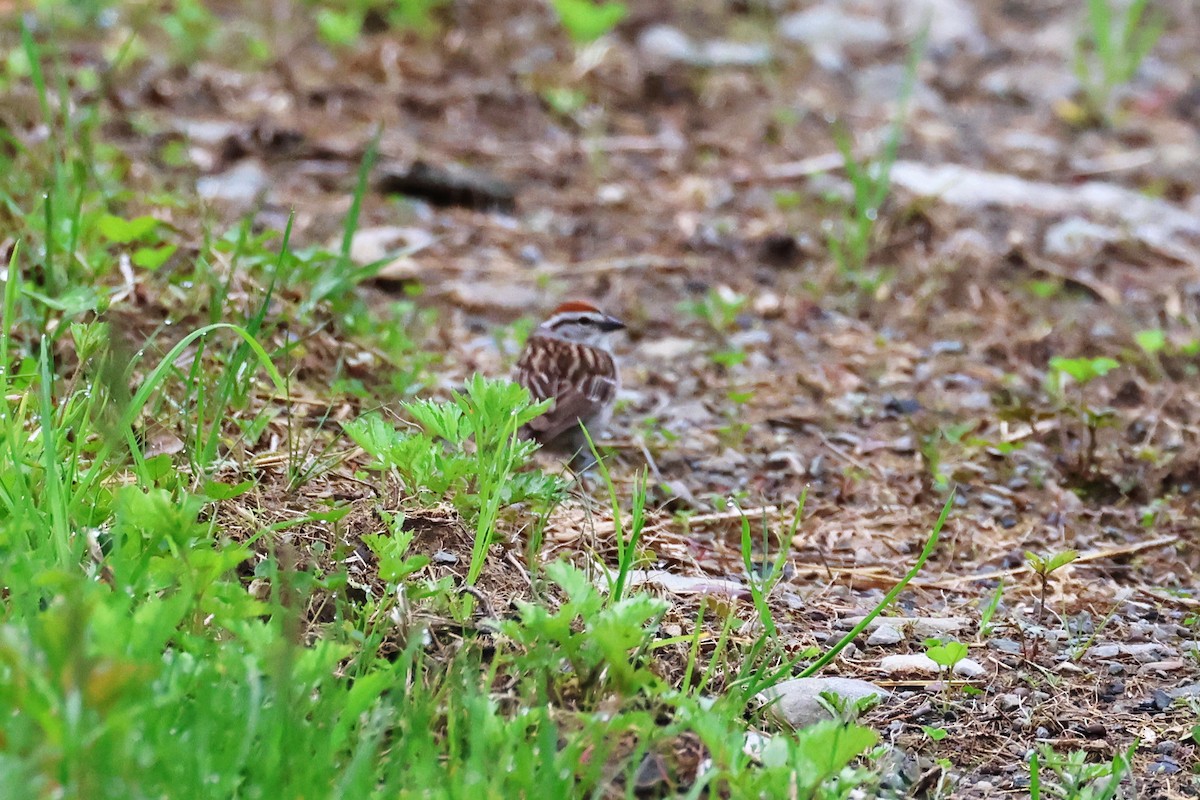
515,339,618,443
527,372,617,442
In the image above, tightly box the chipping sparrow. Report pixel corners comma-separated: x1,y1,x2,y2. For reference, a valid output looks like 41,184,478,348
514,300,625,470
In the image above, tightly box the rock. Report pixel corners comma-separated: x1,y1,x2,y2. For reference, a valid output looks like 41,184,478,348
952,658,986,678
639,336,698,361
756,677,890,729
839,615,970,639
894,0,985,53
880,654,940,675
867,625,903,646
1087,642,1177,662
753,291,783,317
618,569,748,599
596,183,628,205
518,244,542,264
879,654,985,677
197,160,269,205
637,24,772,68
697,39,773,68
889,161,1200,263
980,62,1078,106
742,730,773,762
449,280,539,312
778,6,890,72
701,448,749,473
344,225,435,265
176,118,241,146
728,329,772,349
997,693,1021,712
1043,216,1119,261
1166,682,1200,700
638,24,695,67
1148,757,1181,775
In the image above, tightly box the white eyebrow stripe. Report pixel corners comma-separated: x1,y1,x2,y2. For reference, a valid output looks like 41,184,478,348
544,311,592,329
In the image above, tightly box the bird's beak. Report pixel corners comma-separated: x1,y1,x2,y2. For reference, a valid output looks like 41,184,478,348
599,315,626,332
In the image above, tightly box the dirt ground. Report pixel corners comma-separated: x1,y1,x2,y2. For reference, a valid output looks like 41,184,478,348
17,0,1200,795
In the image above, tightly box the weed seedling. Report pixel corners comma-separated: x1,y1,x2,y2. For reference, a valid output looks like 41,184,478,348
1045,355,1121,476
739,492,807,640
1028,549,1078,626
1023,549,1078,661
549,0,628,43
925,637,969,710
823,26,926,282
1029,743,1135,800
1073,0,1165,125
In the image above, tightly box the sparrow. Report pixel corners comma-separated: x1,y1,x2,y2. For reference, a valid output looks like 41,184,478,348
514,300,625,470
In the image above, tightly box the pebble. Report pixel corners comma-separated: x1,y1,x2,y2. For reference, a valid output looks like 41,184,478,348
1043,216,1118,261
346,225,435,265
639,336,699,361
637,24,773,69
638,24,693,67
1148,757,1181,775
778,6,890,71
879,654,985,678
518,244,542,265
1088,642,1177,662
894,0,985,53
1167,682,1200,700
839,616,970,639
997,694,1021,712
889,161,1200,261
197,160,270,205
867,625,904,646
432,550,458,564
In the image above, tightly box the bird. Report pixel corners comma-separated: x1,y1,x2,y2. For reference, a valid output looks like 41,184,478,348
514,300,625,471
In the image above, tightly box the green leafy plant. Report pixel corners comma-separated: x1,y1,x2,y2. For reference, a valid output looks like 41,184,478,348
824,26,925,281
1073,0,1165,124
918,420,977,494
312,0,448,46
345,375,564,584
740,494,806,640
1030,743,1135,800
549,0,627,43
1134,328,1166,356
502,560,667,699
1046,356,1121,477
158,0,220,63
1027,549,1078,627
978,579,1005,638
925,637,969,709
921,725,948,742
679,285,748,337
586,428,648,604
1046,356,1120,393
1023,549,1079,661
926,639,968,673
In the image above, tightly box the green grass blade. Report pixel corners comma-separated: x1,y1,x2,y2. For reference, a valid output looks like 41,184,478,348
799,491,952,678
